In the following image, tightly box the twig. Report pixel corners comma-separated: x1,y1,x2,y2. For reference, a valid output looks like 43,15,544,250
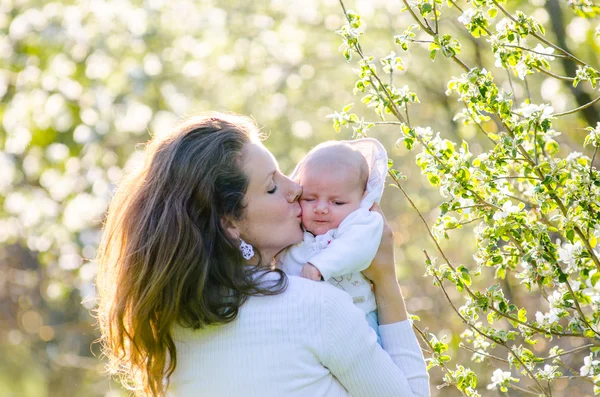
508,383,544,395
425,250,551,396
368,121,405,126
543,344,595,361
339,0,407,123
505,194,537,207
464,102,498,145
401,0,470,72
444,217,484,230
413,325,470,397
400,0,435,35
536,66,576,81
524,74,532,102
553,96,600,117
506,68,517,101
433,0,439,35
389,171,584,338
492,0,587,66
460,344,509,363
563,279,600,338
447,0,464,13
492,176,543,181
499,44,570,59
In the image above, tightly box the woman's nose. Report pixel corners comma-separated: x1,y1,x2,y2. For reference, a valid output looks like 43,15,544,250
287,181,302,202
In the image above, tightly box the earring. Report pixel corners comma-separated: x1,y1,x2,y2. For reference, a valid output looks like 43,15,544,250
239,238,255,260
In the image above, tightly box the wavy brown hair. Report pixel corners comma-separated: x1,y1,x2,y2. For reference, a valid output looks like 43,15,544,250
95,113,287,396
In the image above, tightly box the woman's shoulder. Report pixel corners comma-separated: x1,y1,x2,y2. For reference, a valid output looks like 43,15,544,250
283,275,355,310
281,275,324,301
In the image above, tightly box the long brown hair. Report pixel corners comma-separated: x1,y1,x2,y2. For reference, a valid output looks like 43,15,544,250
95,113,287,396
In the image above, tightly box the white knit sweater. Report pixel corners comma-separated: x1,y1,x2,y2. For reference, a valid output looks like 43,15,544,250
169,275,430,397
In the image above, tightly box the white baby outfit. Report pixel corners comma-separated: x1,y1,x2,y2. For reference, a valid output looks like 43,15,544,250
279,138,388,315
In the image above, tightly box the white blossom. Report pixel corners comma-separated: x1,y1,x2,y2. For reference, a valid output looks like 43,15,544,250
515,60,529,80
458,8,477,25
532,44,555,61
457,197,476,214
558,241,584,272
493,201,521,221
585,122,600,147
495,18,514,33
487,368,512,390
537,364,559,379
547,290,564,309
566,151,583,163
518,103,554,119
535,309,559,326
581,354,600,376
414,126,434,140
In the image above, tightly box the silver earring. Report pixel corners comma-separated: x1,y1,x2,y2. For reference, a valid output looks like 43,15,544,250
239,238,255,260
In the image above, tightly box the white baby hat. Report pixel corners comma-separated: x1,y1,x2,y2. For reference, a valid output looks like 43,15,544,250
291,138,388,210
344,138,388,209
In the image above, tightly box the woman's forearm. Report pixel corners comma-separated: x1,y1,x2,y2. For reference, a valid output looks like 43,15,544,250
373,279,408,324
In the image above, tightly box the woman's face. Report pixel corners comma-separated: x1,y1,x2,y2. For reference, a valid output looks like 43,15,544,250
234,142,303,263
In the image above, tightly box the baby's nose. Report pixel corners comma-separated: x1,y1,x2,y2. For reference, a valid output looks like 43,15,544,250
314,203,329,214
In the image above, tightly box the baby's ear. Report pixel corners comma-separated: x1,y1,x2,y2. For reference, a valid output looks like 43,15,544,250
221,216,240,240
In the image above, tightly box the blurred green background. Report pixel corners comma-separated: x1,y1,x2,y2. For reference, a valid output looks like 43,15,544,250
1,0,599,396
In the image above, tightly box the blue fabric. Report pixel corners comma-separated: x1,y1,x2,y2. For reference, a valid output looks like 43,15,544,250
365,310,382,346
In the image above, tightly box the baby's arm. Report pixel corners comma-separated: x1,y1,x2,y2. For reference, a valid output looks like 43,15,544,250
308,208,384,281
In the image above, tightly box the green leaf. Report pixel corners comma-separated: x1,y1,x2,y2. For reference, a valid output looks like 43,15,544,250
544,139,559,155
428,173,441,186
420,3,433,16
518,308,527,322
343,103,355,113
343,48,352,61
585,329,596,338
592,272,600,287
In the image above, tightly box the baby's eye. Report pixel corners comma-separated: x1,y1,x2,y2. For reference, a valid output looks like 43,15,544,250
301,198,315,202
333,201,346,205
267,186,278,194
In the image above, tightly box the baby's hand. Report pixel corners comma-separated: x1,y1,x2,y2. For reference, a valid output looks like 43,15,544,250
300,263,323,281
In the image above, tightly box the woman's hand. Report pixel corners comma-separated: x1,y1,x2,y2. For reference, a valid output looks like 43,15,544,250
362,203,397,286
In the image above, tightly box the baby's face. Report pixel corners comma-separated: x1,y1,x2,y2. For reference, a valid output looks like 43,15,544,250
298,166,364,236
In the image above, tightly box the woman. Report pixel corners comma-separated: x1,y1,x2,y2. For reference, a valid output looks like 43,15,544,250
96,112,429,397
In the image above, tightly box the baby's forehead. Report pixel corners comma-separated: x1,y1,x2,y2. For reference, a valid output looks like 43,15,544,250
303,144,366,170
299,145,368,192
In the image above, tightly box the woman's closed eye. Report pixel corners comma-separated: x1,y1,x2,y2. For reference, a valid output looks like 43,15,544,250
267,185,278,194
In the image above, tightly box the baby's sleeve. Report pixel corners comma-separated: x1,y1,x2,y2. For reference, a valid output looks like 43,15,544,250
278,241,309,277
308,208,383,281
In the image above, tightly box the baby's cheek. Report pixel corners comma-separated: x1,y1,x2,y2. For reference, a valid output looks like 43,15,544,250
299,202,311,225
299,201,309,215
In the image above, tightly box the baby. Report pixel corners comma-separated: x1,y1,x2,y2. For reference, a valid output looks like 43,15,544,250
279,138,387,342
